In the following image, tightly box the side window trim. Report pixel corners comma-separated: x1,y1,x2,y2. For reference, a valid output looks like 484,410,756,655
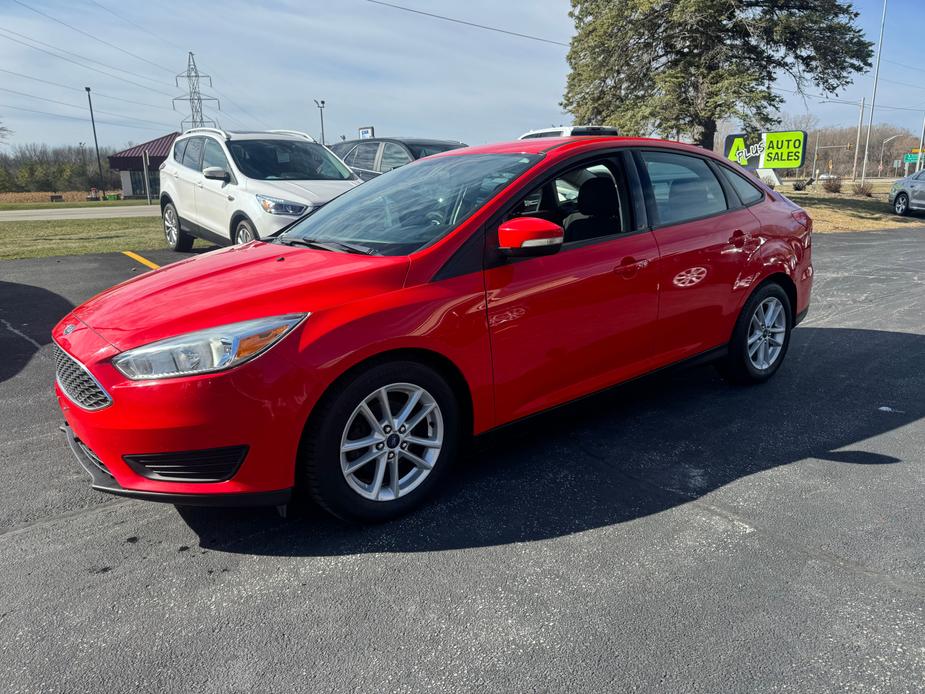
631,148,734,229
181,137,204,171
173,138,189,164
712,162,766,208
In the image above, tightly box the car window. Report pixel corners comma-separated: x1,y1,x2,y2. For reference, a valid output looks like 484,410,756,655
639,151,728,225
379,142,413,172
915,170,925,180
201,138,229,172
718,166,764,205
352,142,379,171
226,139,354,181
329,142,351,157
173,139,188,163
181,137,204,170
283,153,540,256
510,160,626,244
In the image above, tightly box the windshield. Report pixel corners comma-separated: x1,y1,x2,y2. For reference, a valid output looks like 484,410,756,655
406,142,466,158
227,139,354,181
281,153,540,255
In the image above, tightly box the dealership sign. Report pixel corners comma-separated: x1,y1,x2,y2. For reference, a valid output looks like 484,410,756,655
724,130,807,170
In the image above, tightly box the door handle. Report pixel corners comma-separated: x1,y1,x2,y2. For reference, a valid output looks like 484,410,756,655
730,229,746,248
615,256,649,278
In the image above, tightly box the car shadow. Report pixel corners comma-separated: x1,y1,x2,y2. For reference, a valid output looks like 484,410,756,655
178,326,925,556
0,281,74,384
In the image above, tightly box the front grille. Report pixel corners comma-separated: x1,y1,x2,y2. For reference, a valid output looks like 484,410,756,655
123,446,248,483
75,438,114,478
53,343,112,411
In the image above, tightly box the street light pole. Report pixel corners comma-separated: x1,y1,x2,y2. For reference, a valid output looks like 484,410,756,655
880,134,900,176
85,87,105,198
313,99,326,145
917,113,925,173
860,0,888,184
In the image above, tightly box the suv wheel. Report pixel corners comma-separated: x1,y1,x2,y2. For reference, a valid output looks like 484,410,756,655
720,282,793,385
894,192,910,216
299,361,460,523
163,203,193,252
234,219,259,244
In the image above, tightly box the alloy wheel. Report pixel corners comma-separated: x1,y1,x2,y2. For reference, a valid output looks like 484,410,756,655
339,383,443,502
236,223,254,244
895,195,908,214
164,207,178,246
747,297,786,370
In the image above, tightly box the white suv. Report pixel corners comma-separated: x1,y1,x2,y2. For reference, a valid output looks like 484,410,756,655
159,129,360,251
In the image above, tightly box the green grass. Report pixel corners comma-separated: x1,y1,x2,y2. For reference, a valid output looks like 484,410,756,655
784,189,925,232
0,217,164,260
0,199,151,211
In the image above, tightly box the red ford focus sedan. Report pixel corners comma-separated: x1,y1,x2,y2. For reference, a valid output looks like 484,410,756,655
53,137,813,522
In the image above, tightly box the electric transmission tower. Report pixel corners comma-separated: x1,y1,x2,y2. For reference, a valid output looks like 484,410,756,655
173,52,220,129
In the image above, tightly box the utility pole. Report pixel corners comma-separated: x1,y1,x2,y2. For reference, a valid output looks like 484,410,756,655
173,52,220,130
85,87,105,198
851,97,865,180
860,0,888,184
314,99,326,145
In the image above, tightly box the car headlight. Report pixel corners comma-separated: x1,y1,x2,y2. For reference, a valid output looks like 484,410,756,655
256,194,309,216
112,314,307,380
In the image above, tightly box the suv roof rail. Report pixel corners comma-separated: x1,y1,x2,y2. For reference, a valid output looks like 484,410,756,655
183,127,230,140
267,129,316,142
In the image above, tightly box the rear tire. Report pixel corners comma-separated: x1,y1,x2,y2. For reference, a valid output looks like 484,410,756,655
719,282,793,385
894,192,910,216
299,361,460,523
162,202,193,252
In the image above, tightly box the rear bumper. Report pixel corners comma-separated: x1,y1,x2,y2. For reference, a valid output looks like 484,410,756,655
63,423,291,507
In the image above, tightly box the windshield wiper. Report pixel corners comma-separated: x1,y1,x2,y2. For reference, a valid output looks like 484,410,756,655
276,237,378,255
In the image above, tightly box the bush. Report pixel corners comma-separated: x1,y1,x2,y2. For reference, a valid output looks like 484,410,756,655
760,177,776,190
791,180,807,191
821,177,842,193
851,181,873,197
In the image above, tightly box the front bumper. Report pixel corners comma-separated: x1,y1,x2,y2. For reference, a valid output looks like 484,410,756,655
63,423,291,506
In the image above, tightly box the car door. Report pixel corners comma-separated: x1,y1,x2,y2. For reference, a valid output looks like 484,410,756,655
174,137,204,226
484,153,661,423
196,137,237,239
349,141,381,181
633,149,761,364
910,171,925,209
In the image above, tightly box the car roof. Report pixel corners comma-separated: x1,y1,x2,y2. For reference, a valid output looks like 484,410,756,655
336,137,466,146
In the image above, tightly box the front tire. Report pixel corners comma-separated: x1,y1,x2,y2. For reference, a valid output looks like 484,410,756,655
720,282,793,385
299,361,460,523
894,193,910,216
233,218,259,244
162,202,193,252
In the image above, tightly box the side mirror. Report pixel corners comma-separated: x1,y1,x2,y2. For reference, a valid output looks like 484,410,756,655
203,166,230,181
498,216,564,257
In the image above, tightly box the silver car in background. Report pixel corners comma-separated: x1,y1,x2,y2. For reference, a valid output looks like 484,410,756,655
889,170,925,216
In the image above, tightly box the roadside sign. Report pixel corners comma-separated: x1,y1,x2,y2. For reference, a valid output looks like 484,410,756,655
903,153,920,164
724,130,807,170
894,159,902,168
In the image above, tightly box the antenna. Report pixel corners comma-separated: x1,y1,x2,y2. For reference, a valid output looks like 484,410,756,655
172,51,220,129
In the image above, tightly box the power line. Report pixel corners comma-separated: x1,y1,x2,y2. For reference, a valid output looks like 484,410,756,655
12,0,175,75
0,87,176,128
82,1,270,128
364,0,569,47
0,68,176,112
0,28,177,97
0,103,173,132
773,85,923,113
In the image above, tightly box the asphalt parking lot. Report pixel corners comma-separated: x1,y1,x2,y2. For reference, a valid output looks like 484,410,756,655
1,230,924,693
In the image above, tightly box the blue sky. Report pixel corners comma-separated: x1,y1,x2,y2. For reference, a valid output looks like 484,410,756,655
0,0,923,149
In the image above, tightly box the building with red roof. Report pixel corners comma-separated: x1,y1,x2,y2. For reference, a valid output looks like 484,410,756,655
108,132,179,198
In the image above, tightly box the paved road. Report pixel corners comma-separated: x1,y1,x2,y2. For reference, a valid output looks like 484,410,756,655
0,204,160,222
1,231,924,692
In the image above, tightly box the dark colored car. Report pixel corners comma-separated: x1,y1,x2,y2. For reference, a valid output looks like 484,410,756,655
329,137,467,180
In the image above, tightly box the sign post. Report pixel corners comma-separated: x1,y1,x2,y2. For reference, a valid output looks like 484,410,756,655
142,149,151,205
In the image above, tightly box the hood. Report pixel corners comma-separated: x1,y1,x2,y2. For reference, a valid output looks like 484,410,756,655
73,242,409,351
244,178,361,206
